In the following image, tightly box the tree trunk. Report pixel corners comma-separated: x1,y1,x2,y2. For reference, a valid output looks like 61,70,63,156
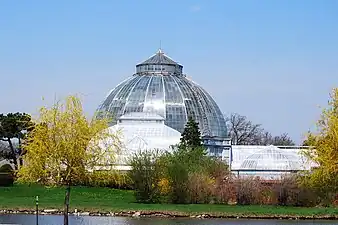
64,184,70,225
7,139,18,170
18,137,24,167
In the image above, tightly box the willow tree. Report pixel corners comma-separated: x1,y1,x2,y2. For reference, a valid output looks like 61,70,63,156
303,88,338,202
18,95,121,225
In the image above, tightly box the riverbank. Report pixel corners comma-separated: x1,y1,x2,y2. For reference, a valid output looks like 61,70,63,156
0,185,337,220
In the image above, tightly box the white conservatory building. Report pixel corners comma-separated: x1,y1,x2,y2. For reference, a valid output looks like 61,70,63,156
104,112,181,170
92,49,316,178
227,145,316,180
0,50,317,180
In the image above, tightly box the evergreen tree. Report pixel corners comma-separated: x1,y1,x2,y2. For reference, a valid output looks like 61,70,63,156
180,117,203,148
0,112,34,170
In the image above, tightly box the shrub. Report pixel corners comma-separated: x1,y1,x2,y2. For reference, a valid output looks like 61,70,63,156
158,177,170,195
236,177,264,205
86,170,133,189
273,175,318,207
206,159,235,204
213,178,236,204
0,173,14,186
129,150,163,203
0,164,14,186
166,153,189,204
165,146,210,204
333,194,338,206
187,172,214,204
260,183,276,205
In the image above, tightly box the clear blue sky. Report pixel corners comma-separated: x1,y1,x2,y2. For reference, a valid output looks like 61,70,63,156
1,0,337,144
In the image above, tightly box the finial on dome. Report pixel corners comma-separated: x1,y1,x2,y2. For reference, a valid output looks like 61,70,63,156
157,48,163,54
157,40,163,54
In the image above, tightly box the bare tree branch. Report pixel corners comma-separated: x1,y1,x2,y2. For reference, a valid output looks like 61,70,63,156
225,113,295,146
225,113,263,145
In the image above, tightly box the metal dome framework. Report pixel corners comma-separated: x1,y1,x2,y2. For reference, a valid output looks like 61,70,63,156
96,49,230,159
97,49,227,138
229,145,314,180
240,147,302,171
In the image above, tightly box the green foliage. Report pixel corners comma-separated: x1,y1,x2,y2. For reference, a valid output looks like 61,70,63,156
303,88,338,203
132,146,229,204
0,113,34,140
129,118,232,204
164,146,209,203
129,150,163,203
180,117,202,148
0,112,34,169
17,95,121,186
85,170,132,189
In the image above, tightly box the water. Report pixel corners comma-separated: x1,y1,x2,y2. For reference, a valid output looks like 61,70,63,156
0,215,337,225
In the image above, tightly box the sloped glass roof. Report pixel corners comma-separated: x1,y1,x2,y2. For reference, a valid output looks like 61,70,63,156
107,118,180,164
239,146,302,171
137,49,180,66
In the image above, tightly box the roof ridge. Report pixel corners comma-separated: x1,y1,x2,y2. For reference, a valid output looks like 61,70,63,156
137,49,179,66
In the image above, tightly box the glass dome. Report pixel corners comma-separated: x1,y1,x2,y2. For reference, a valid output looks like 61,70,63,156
96,49,227,138
240,146,302,171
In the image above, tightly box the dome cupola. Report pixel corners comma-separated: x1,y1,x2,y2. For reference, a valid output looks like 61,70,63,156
135,49,183,75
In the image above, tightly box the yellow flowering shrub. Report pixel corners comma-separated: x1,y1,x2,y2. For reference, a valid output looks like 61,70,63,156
158,177,171,195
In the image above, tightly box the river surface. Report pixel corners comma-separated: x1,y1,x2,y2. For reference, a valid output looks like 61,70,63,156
0,215,337,225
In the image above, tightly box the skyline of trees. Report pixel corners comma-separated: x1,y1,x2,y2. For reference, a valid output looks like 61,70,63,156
0,111,299,158
225,113,295,146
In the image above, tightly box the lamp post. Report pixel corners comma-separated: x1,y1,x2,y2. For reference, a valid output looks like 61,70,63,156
36,196,39,225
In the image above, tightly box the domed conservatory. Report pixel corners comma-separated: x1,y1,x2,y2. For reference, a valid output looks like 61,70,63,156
96,49,315,178
96,49,231,163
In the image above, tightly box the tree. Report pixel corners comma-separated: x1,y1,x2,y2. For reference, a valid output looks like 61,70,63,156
302,132,317,146
225,113,295,146
0,142,10,159
225,113,263,145
303,88,338,202
258,131,295,146
165,117,211,203
180,117,203,148
270,133,295,146
18,95,121,225
0,113,34,170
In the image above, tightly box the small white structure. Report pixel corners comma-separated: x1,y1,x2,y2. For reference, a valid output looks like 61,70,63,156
228,145,316,180
105,112,181,170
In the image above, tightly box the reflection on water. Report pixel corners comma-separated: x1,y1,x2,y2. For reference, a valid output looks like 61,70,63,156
0,214,337,225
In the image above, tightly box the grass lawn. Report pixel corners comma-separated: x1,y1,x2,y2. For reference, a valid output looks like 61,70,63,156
0,184,337,217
